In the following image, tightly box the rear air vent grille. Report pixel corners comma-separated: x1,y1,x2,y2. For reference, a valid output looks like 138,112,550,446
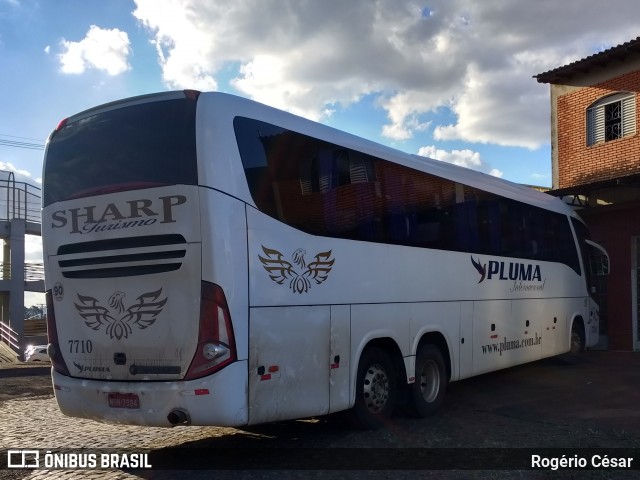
57,234,186,255
57,234,188,279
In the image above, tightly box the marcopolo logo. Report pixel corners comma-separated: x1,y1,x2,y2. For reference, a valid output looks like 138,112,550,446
471,255,546,292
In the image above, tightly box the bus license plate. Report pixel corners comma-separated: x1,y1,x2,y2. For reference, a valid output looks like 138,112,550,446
108,393,140,409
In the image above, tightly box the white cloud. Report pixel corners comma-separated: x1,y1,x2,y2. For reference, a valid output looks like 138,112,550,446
417,145,502,177
24,236,43,262
133,0,219,90
0,161,40,185
432,64,550,149
379,92,435,140
59,25,131,76
132,0,640,149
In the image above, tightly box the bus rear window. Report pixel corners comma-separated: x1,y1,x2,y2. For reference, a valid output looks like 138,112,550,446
43,97,198,207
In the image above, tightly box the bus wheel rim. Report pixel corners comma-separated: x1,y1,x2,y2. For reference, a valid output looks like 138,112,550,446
419,359,440,403
363,363,389,413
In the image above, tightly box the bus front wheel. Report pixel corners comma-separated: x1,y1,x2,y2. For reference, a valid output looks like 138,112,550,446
352,347,397,429
407,344,447,417
570,322,585,355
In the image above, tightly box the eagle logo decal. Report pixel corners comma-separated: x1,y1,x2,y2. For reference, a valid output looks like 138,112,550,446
74,289,167,340
258,246,335,294
470,255,487,283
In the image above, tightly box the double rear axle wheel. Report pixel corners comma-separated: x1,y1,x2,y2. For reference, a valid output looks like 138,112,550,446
352,344,447,428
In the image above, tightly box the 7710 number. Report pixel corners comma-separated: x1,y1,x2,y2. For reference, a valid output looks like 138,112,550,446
68,340,92,354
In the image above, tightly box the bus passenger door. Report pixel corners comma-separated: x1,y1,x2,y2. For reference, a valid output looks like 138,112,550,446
329,305,350,413
248,306,330,425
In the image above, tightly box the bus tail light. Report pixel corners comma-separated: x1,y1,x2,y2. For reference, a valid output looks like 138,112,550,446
184,282,237,380
55,118,68,132
46,290,70,376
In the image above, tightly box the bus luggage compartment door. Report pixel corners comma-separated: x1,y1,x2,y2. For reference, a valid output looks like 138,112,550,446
248,306,330,425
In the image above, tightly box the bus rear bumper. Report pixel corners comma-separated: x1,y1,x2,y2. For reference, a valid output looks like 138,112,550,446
51,360,249,427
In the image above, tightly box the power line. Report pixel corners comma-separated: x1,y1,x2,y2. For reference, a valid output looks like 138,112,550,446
0,133,43,142
0,138,45,150
0,133,46,151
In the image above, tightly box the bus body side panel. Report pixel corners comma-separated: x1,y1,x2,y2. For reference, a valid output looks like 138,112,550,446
196,93,256,205
247,206,590,415
458,302,474,380
586,297,600,347
473,295,587,375
198,188,250,362
533,298,574,357
329,304,351,413
245,206,337,424
472,300,513,376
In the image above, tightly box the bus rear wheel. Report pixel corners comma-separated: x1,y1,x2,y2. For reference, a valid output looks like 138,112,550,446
407,344,447,417
352,347,397,429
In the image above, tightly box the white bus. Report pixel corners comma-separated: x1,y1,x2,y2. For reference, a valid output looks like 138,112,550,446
42,90,608,429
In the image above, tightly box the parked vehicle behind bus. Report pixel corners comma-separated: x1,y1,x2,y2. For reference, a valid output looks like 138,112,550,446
42,90,608,428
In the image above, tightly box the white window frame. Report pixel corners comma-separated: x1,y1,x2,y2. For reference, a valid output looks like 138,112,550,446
586,92,636,146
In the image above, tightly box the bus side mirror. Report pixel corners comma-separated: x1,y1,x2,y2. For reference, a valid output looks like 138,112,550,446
585,240,610,276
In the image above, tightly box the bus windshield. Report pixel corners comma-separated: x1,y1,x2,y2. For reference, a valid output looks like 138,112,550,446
43,97,198,207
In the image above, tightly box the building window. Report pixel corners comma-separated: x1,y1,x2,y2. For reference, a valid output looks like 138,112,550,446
604,102,621,140
587,92,636,146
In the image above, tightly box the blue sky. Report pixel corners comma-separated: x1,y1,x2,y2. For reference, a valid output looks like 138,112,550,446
2,0,640,290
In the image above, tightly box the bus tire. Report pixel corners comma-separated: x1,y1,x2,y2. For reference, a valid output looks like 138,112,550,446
570,322,585,355
352,347,397,429
407,344,447,418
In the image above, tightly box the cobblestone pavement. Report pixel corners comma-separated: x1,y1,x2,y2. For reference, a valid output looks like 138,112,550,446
1,395,239,479
1,352,640,480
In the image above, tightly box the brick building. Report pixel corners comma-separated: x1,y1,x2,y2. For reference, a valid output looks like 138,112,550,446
536,37,640,351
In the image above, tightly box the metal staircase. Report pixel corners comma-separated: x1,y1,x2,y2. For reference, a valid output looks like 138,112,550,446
0,171,44,358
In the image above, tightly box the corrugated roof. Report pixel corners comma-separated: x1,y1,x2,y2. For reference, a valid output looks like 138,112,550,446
535,37,640,84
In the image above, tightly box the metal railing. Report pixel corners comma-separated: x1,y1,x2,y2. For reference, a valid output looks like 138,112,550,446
0,320,19,353
0,263,45,282
25,263,45,282
0,171,42,223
